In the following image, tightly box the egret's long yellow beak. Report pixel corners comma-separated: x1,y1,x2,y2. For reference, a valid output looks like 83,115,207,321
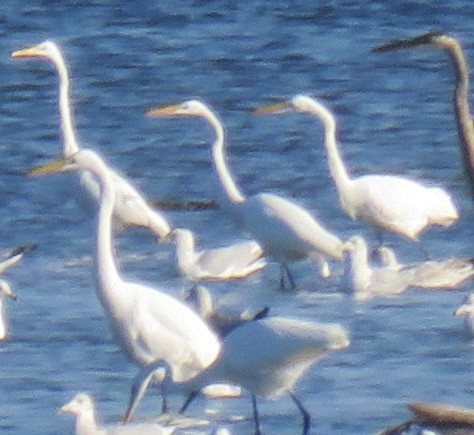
252,101,290,115
146,104,182,117
11,46,42,59
27,158,71,177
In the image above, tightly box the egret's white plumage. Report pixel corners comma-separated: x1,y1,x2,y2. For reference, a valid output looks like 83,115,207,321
0,279,17,341
12,40,171,239
29,149,220,383
60,392,176,435
378,245,474,289
184,285,269,337
255,95,459,241
173,228,266,281
147,100,343,288
124,316,350,435
454,293,474,337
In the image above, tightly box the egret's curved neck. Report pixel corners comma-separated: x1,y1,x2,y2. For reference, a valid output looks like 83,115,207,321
175,231,196,275
445,41,474,191
347,242,372,293
92,161,122,300
204,107,245,204
53,52,80,156
306,100,351,196
0,299,6,339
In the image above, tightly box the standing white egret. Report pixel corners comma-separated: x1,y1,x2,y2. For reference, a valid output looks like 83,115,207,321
454,293,474,337
184,285,269,337
373,31,474,196
255,95,459,241
29,149,221,386
0,279,17,341
147,100,343,288
173,228,266,281
123,317,350,435
378,245,474,289
12,41,171,239
60,392,176,435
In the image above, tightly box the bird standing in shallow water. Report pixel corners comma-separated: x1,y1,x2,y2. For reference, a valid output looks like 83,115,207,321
12,40,171,239
373,31,474,197
147,100,343,289
123,316,350,435
255,95,459,242
29,150,221,390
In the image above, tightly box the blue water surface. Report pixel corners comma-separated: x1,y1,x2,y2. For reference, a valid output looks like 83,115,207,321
1,1,474,434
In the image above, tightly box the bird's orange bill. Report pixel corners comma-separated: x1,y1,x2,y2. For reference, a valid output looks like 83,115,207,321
146,104,182,117
252,102,290,115
27,158,70,177
11,46,41,58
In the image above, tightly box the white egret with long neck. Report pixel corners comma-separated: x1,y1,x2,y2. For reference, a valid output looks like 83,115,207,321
255,95,458,241
12,41,171,239
147,100,343,288
29,149,221,386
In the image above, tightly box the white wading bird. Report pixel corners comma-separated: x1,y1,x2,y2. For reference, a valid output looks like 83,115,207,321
29,150,221,393
60,392,176,435
184,285,269,337
173,228,266,281
12,41,171,239
454,293,474,337
147,100,343,288
378,245,474,289
123,317,350,435
0,244,36,340
254,95,459,242
373,31,474,197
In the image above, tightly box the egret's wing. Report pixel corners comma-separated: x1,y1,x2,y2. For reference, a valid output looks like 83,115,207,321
368,267,414,296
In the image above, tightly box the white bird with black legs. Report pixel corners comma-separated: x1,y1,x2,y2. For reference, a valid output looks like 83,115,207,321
12,40,171,239
254,95,459,242
454,294,474,337
59,392,176,435
173,228,266,281
184,285,269,337
123,316,350,435
373,31,474,197
147,100,343,288
378,245,474,289
29,150,221,389
0,244,36,341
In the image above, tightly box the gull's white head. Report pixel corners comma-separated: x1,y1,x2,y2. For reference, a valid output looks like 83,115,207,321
59,393,94,416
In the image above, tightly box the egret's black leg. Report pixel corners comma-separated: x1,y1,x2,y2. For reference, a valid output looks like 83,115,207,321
251,394,263,435
289,391,311,435
160,392,168,414
179,390,199,414
280,263,296,290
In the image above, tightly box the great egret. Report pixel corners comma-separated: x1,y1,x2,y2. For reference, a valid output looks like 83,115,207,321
59,392,176,435
12,41,171,239
0,244,36,340
373,31,474,196
454,293,474,337
29,149,221,386
343,235,414,301
123,317,350,435
184,285,269,337
254,95,459,241
147,100,343,288
173,228,266,281
378,245,474,289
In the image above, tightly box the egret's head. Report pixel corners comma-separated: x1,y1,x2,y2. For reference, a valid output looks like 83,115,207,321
12,40,62,62
147,99,208,118
371,30,451,53
454,293,474,317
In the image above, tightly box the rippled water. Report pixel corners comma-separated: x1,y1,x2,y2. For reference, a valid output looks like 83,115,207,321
1,1,474,434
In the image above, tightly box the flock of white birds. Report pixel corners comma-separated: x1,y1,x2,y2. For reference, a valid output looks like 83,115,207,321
2,29,474,435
